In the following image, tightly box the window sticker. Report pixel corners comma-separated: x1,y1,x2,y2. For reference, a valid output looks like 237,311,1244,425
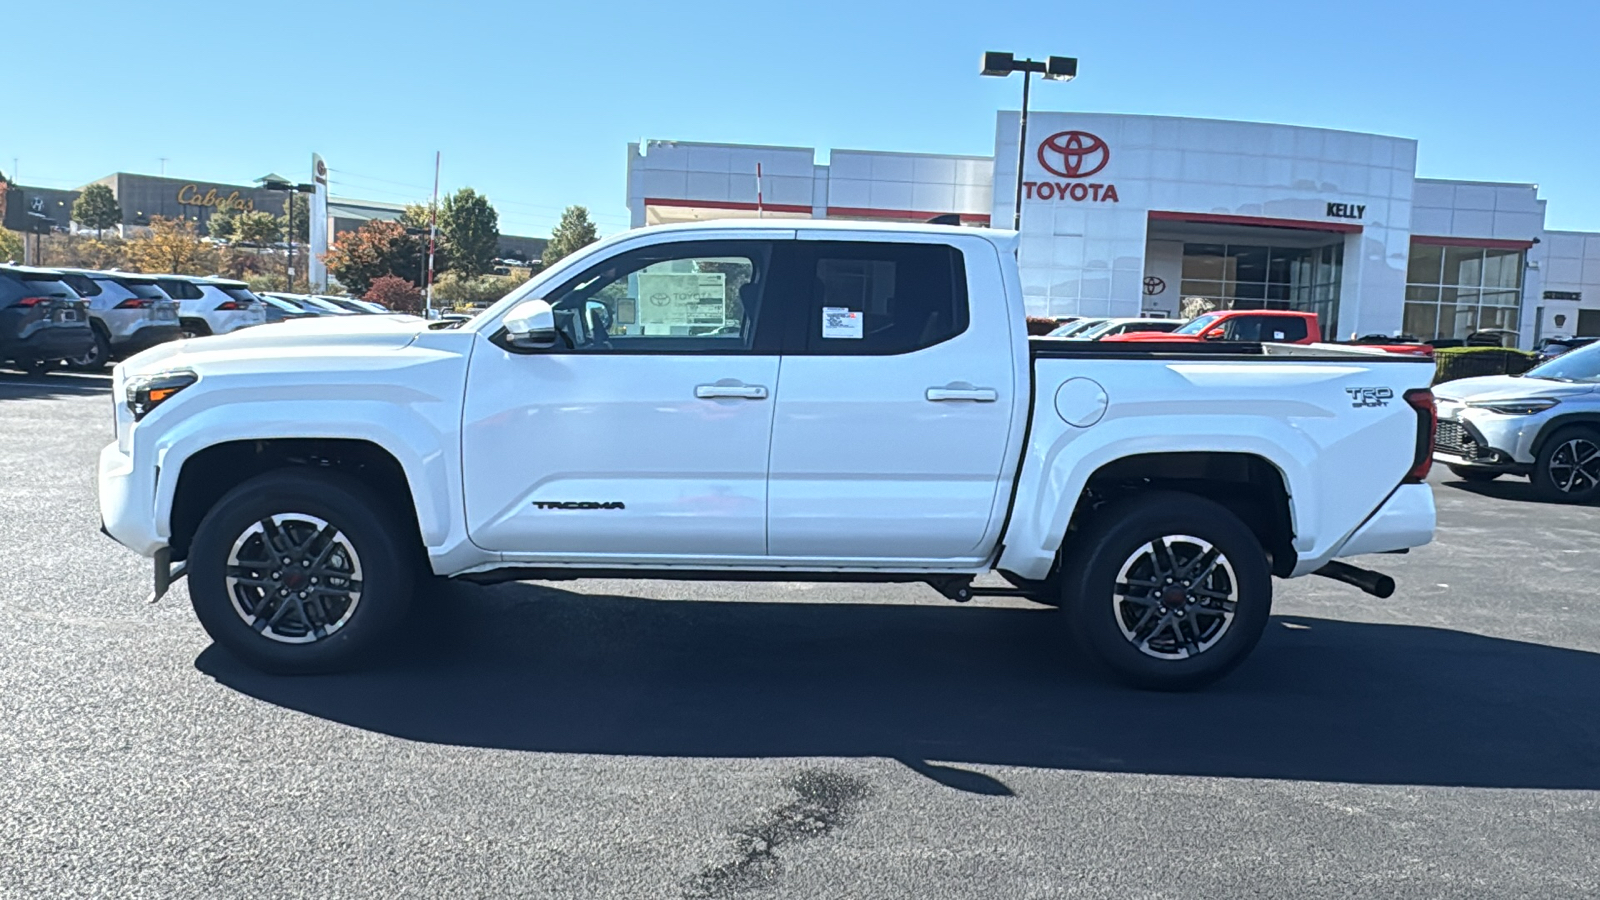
822,307,863,339
1273,330,1286,340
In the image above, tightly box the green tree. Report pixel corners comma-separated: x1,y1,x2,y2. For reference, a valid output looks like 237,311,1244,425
234,210,283,246
206,207,238,242
322,219,430,295
441,188,499,277
72,184,122,238
400,202,437,232
542,205,599,267
281,193,310,244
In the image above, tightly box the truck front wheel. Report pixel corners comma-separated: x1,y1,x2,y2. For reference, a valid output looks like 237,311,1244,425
1062,492,1271,690
187,470,415,674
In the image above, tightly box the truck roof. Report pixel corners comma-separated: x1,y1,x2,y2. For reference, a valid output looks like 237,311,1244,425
638,218,1021,252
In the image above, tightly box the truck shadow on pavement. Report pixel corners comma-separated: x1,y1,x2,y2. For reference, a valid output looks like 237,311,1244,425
198,581,1600,792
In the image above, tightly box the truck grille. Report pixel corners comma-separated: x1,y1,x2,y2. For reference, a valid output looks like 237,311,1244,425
1435,419,1479,460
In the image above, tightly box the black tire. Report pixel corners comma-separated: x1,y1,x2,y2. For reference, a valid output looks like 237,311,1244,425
1060,491,1272,690
180,319,211,340
1447,464,1501,483
187,470,416,674
1532,426,1600,503
65,327,111,372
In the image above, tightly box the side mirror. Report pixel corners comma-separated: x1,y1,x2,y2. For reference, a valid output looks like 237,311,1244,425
1202,328,1225,341
499,298,557,351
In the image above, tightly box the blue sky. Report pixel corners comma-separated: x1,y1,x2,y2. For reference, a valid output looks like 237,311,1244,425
8,0,1598,236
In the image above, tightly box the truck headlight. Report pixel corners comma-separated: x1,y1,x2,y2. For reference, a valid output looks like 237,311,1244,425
125,369,198,420
1464,397,1560,416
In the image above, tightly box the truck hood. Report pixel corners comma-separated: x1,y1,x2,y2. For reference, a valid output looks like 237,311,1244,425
1433,374,1600,403
120,315,431,376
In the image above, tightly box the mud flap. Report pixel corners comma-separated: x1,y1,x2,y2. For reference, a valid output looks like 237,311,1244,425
148,547,188,604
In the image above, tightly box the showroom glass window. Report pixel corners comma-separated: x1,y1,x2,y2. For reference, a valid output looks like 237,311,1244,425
1178,242,1342,339
1403,243,1523,341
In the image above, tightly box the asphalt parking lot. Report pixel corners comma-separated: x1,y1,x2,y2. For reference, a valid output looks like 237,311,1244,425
2,370,1598,900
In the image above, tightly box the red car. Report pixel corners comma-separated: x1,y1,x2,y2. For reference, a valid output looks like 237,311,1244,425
1104,309,1319,344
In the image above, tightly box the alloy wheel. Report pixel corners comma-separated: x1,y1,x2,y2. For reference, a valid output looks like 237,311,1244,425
224,513,364,644
1548,438,1600,494
1112,535,1238,660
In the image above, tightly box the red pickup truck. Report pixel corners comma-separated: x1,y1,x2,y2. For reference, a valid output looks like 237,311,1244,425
1104,309,1319,344
1105,309,1434,357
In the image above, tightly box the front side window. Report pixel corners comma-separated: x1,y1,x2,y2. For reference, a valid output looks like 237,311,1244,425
540,240,773,353
798,242,968,355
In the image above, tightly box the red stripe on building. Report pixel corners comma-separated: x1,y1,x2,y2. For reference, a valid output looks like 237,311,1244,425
1411,235,1536,251
1148,210,1362,234
826,205,992,225
643,197,813,214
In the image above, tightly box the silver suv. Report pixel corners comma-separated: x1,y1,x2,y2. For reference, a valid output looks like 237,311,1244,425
1434,341,1600,502
55,270,182,371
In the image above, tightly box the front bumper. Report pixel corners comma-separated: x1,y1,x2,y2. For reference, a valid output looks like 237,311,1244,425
1433,405,1554,469
98,441,164,558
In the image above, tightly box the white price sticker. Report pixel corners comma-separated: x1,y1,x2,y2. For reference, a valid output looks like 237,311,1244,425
822,307,863,339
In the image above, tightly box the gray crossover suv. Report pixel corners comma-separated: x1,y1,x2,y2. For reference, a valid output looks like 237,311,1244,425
1434,341,1600,502
55,270,182,371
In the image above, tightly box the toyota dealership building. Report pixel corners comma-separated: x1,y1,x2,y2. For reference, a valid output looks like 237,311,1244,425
626,111,1600,346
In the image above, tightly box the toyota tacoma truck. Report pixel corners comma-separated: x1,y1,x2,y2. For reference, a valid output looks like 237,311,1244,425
98,220,1438,689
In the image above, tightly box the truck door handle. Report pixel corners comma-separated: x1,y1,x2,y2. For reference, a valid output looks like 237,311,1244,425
926,386,998,402
696,384,768,400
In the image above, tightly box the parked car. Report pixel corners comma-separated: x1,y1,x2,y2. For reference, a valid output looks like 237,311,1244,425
100,219,1437,690
1105,309,1320,344
1045,317,1109,338
0,265,95,373
1534,336,1599,364
315,295,389,315
258,294,318,323
54,269,182,370
1344,333,1435,358
1069,318,1183,340
264,293,356,316
1434,340,1600,501
153,276,268,338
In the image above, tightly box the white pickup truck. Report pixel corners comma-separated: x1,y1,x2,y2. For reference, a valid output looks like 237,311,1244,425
98,220,1438,689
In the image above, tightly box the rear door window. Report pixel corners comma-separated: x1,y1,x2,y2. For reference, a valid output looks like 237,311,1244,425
789,241,968,355
113,279,171,300
156,279,204,300
59,273,103,297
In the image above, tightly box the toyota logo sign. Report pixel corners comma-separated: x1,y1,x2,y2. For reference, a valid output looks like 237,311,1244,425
1143,276,1166,296
1038,131,1110,179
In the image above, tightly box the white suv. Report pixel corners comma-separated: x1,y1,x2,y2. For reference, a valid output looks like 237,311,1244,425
1434,341,1600,502
55,270,182,370
152,276,268,339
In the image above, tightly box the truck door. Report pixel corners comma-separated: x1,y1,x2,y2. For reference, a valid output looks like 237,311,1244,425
461,237,790,559
766,236,1017,563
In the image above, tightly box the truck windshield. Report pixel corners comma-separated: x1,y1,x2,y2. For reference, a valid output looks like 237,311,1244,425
1525,341,1600,383
1173,313,1223,335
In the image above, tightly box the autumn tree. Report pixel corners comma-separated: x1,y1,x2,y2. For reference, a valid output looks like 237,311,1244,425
1,228,25,263
127,217,214,274
322,219,429,295
441,188,500,277
363,275,423,313
72,184,122,238
542,206,598,267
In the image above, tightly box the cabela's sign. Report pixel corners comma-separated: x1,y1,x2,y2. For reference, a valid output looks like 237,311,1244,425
175,184,257,212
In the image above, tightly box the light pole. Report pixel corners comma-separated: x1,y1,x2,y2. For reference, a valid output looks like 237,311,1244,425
980,52,1078,231
258,175,315,292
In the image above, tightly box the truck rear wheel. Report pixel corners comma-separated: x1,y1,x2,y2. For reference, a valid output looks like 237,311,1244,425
187,470,415,674
1062,492,1271,690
